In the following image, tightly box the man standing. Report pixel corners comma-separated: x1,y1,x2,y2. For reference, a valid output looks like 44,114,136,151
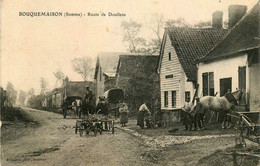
82,86,94,115
137,102,151,129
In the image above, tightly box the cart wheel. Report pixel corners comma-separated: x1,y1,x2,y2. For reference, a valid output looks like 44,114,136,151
112,121,115,134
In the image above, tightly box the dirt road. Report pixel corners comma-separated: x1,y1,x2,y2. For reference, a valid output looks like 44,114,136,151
1,107,154,166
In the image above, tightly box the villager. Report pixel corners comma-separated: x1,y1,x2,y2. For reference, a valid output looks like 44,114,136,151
182,101,194,131
82,86,95,115
137,102,151,129
119,102,129,127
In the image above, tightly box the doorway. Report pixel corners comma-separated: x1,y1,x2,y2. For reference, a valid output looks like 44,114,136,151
220,78,232,96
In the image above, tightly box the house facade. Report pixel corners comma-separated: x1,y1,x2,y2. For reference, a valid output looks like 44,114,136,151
196,4,260,112
158,26,227,112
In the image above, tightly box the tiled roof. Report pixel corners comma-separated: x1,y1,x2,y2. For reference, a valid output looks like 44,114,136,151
165,27,228,82
116,55,159,78
198,2,260,62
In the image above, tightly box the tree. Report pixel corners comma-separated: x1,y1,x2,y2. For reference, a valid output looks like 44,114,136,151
28,88,35,96
194,21,211,28
149,14,164,51
53,70,65,87
121,19,147,53
165,18,190,27
40,77,48,95
6,82,17,106
18,90,27,106
71,57,94,81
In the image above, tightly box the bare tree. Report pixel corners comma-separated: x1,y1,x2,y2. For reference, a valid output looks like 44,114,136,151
194,21,212,28
71,57,94,81
53,70,65,87
40,77,48,95
148,14,165,54
121,19,147,53
165,18,190,27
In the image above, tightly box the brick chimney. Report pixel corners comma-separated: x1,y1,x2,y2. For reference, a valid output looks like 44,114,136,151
212,11,223,28
228,5,247,28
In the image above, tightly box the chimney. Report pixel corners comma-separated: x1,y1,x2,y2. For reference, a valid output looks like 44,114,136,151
228,5,247,28
212,11,223,28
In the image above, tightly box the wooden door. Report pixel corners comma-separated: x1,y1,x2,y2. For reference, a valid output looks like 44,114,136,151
220,78,232,97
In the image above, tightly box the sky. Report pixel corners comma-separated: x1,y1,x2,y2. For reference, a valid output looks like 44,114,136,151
1,0,257,94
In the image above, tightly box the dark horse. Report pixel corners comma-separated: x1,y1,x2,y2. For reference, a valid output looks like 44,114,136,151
81,97,95,117
194,90,242,129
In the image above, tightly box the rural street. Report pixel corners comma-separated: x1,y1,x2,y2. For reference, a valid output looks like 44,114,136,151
1,107,154,166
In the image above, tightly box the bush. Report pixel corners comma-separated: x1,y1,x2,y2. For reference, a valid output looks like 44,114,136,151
1,107,28,121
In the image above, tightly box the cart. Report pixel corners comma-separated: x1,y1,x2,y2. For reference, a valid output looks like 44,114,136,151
75,114,115,137
75,116,102,137
226,112,260,166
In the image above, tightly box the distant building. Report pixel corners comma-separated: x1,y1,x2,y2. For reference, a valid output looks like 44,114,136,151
196,4,260,112
116,54,160,115
94,52,128,103
45,78,94,109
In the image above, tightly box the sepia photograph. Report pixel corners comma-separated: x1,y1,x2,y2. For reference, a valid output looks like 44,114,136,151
1,0,259,165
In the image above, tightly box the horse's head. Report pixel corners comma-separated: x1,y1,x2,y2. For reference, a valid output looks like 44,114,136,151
231,89,243,105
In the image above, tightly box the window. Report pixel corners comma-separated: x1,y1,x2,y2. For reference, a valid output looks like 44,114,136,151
168,52,171,61
164,91,168,107
202,72,214,96
172,91,176,107
238,66,246,93
185,91,190,102
165,74,173,79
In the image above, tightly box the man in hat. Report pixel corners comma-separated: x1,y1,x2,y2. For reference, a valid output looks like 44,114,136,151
82,85,94,115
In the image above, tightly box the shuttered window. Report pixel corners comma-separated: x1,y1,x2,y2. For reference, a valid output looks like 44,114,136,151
172,91,176,107
202,72,214,96
238,66,246,93
164,91,168,107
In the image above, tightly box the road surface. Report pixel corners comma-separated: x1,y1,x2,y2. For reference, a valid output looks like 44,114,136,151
1,107,154,166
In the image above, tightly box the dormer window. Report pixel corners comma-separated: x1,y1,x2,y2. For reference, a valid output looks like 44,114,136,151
168,52,171,61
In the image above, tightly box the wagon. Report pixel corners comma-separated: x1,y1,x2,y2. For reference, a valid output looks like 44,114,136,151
62,96,82,118
226,111,260,165
104,88,124,119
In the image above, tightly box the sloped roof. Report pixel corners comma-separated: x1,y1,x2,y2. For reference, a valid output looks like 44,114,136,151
116,54,159,78
64,81,94,98
94,52,128,79
198,2,260,62
158,27,228,82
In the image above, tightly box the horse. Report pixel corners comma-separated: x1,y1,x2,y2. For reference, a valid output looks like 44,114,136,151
194,90,242,129
81,98,96,117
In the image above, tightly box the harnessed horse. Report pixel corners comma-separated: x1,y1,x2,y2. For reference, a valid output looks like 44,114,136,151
194,90,242,129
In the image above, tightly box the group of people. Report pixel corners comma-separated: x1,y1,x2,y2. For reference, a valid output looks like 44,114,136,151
63,85,157,129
